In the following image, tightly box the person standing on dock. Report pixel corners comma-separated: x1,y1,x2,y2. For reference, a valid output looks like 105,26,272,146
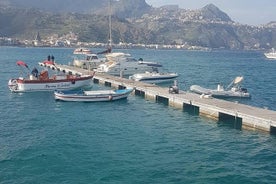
51,55,55,63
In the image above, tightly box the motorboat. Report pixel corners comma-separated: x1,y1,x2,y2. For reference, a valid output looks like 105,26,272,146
96,52,162,76
72,53,106,70
264,48,276,59
8,60,94,92
73,47,92,55
190,76,251,98
54,88,133,102
129,71,178,84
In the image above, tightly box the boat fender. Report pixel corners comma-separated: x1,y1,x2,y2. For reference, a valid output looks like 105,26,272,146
108,95,113,101
71,80,75,84
9,79,18,90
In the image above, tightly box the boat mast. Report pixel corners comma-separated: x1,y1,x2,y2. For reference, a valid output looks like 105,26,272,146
108,0,112,50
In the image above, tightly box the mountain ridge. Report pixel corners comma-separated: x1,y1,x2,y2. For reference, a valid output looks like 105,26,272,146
0,0,275,49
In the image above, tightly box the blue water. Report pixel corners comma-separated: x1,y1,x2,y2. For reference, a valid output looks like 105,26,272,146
1,47,276,183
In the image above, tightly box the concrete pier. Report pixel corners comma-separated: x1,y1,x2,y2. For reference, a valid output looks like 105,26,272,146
51,64,276,133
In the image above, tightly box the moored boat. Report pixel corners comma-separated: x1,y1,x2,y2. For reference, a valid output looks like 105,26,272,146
96,52,162,76
264,48,276,59
190,76,251,98
129,71,178,84
54,88,133,102
72,53,106,70
8,61,94,92
73,47,92,55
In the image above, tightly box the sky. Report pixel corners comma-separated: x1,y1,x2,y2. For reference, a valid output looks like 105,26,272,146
146,0,276,25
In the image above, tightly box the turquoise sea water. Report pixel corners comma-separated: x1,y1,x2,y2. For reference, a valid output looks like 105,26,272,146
0,47,276,183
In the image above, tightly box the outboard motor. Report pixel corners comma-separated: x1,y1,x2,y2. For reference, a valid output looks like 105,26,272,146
169,80,179,94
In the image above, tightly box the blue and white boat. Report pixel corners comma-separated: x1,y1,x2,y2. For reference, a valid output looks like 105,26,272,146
54,88,133,102
129,71,178,84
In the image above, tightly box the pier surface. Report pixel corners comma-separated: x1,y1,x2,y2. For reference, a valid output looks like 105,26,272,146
52,63,276,133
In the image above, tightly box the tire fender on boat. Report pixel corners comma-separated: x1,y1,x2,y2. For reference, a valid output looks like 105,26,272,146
8,79,18,90
71,79,75,84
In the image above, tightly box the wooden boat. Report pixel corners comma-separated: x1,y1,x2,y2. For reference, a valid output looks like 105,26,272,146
129,71,178,84
54,88,134,102
190,76,251,98
8,60,94,92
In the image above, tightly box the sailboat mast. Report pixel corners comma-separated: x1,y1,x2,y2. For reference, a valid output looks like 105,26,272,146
108,0,112,49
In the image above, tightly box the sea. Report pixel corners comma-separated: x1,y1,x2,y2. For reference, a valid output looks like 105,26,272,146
0,47,276,184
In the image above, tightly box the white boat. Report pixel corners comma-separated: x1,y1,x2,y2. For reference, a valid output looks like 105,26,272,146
96,52,162,76
8,61,94,92
73,47,92,55
264,48,276,59
54,88,133,102
190,76,251,98
73,53,106,70
129,71,178,84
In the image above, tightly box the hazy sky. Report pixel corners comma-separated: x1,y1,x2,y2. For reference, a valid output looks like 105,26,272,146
146,0,276,25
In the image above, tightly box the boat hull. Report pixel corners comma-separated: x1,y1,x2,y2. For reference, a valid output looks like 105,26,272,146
264,53,276,59
54,88,133,102
8,75,93,92
130,72,178,84
190,85,251,98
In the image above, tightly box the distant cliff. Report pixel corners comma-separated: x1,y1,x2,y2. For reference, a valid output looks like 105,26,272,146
0,0,275,49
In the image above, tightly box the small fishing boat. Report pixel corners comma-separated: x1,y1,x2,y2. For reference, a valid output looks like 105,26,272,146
54,88,134,102
129,71,178,84
190,76,251,98
8,60,94,92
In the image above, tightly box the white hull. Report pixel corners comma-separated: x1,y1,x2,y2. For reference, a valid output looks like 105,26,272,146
73,54,106,69
97,52,162,76
130,72,178,83
73,48,92,55
8,75,93,92
54,88,133,102
264,48,276,59
99,65,161,76
264,53,276,59
73,59,105,69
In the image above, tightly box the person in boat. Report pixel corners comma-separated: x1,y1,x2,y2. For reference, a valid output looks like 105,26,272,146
51,55,55,62
31,67,39,78
47,55,51,61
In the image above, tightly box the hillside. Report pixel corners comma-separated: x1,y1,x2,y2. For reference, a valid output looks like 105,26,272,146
0,0,275,49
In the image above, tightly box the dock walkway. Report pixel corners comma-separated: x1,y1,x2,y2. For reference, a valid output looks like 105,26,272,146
51,63,276,133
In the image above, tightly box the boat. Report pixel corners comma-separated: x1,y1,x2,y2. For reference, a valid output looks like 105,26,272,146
190,76,251,98
95,2,162,77
54,88,133,102
96,52,162,76
264,48,276,59
73,47,92,55
129,71,178,84
72,53,106,70
8,60,94,92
